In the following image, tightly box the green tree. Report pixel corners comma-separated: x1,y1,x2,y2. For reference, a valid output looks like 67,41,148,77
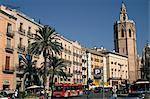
18,54,41,90
47,56,68,98
29,25,63,96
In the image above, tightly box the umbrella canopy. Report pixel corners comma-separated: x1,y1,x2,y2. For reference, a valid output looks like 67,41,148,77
26,85,43,90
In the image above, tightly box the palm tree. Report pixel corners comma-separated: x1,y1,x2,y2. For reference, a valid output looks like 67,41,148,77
18,54,41,90
29,25,63,96
47,56,68,98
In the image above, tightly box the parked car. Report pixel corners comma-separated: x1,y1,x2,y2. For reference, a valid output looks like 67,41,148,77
0,90,14,99
0,94,8,99
93,87,101,93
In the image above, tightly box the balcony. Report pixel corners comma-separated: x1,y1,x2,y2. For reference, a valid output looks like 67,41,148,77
66,73,73,77
82,67,86,70
18,44,25,53
16,65,24,74
65,60,72,66
5,45,14,53
18,28,25,36
2,66,15,74
82,75,86,78
6,30,14,38
27,31,33,38
63,49,71,55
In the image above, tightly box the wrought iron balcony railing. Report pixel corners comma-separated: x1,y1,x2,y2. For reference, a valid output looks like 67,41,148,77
18,28,25,36
6,30,14,38
2,66,15,74
18,44,25,53
5,45,14,53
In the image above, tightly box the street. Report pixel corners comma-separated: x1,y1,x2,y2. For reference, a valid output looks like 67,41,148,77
52,92,142,99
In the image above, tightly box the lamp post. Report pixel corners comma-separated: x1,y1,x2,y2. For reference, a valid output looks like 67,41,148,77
86,51,89,99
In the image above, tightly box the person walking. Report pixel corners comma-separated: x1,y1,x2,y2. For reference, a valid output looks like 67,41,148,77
14,89,18,98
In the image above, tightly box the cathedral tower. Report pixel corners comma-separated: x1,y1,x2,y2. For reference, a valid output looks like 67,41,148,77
114,1,137,83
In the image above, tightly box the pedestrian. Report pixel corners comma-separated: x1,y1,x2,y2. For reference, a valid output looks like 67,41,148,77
14,89,18,98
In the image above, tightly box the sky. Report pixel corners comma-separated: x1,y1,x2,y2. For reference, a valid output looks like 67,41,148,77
0,0,149,55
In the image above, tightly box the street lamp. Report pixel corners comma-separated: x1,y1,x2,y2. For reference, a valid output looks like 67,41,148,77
86,50,89,99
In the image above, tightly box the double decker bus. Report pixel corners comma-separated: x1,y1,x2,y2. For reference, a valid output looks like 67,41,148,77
129,80,150,97
53,83,83,97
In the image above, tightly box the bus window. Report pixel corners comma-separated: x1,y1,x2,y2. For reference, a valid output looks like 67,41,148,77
54,86,63,91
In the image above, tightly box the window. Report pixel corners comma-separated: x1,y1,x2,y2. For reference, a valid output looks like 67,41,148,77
95,58,99,62
91,57,93,61
55,78,57,82
28,40,30,44
123,48,124,53
19,38,22,45
69,68,70,73
7,23,12,33
60,78,63,81
129,29,131,37
123,14,126,20
20,23,23,30
68,56,70,60
111,62,113,64
28,26,31,33
121,29,124,37
6,38,11,47
5,56,10,70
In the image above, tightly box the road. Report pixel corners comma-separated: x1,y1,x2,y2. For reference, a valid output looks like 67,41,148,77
52,92,141,99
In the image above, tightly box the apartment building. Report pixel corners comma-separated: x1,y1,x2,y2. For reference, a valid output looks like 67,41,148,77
81,48,87,85
0,5,43,91
56,35,73,84
86,48,105,87
72,41,83,84
0,5,16,90
14,10,43,91
103,51,128,88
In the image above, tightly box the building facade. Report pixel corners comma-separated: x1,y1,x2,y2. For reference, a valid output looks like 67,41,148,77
0,5,17,90
0,5,85,91
103,51,128,88
86,48,105,87
141,43,150,81
114,2,138,83
72,41,83,84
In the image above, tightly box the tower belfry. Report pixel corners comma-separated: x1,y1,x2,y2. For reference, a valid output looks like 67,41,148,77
120,1,128,22
114,1,138,83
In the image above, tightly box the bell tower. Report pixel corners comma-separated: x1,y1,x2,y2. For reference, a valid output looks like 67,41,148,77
114,1,138,83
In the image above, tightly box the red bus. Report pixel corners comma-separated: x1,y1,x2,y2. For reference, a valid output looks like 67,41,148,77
53,83,70,97
53,83,83,97
129,81,150,97
70,84,83,96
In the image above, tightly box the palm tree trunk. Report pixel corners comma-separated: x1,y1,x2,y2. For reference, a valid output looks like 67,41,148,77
51,72,54,99
44,56,47,98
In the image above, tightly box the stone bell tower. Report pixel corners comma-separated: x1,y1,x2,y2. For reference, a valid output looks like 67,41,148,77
114,1,138,83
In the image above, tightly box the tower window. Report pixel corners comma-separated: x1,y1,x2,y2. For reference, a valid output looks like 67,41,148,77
121,29,124,37
123,14,126,21
129,29,132,37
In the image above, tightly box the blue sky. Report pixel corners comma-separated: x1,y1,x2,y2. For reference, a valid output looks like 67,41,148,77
0,0,149,55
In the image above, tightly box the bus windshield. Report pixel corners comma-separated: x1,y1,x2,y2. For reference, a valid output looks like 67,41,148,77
130,81,150,92
54,86,64,91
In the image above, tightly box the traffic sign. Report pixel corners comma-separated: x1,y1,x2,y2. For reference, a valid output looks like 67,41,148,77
94,68,102,79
